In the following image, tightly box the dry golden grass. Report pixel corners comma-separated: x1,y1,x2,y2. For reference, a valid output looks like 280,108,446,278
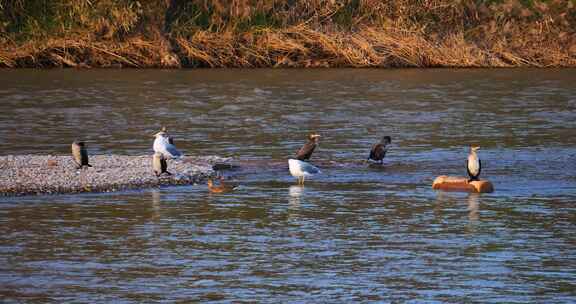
1,0,574,68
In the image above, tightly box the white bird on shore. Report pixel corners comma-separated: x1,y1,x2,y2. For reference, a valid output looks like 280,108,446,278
153,131,182,159
288,159,320,185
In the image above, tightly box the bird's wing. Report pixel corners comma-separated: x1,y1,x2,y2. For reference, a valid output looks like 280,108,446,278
369,143,383,160
478,159,482,176
301,162,320,174
368,144,377,160
81,149,89,165
165,144,182,158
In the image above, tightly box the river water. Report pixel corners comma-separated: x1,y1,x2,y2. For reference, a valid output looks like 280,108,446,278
0,69,575,303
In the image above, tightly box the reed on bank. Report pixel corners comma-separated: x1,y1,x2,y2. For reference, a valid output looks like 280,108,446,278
1,0,574,68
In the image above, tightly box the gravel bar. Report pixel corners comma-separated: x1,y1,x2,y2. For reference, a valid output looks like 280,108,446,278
0,155,231,197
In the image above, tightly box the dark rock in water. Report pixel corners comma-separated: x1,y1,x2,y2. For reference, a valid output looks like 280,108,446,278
212,163,241,171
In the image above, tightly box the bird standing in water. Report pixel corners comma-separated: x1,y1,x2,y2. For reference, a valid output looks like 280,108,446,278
467,146,482,182
153,130,182,159
152,152,171,177
71,141,92,169
368,136,392,164
296,133,320,161
288,159,320,185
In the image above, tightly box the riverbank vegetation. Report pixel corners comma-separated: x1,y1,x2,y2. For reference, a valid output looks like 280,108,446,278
1,0,574,68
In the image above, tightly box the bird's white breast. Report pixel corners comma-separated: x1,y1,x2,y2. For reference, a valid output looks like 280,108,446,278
468,154,480,175
153,136,170,153
288,159,303,177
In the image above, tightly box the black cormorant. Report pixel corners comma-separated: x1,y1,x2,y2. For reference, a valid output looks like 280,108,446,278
368,136,391,164
296,133,320,161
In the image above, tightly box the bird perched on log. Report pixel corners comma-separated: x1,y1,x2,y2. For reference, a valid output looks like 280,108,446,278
153,130,182,159
288,159,320,185
71,141,92,169
207,176,239,193
296,133,320,161
467,146,482,182
161,126,174,145
368,136,392,164
153,152,171,177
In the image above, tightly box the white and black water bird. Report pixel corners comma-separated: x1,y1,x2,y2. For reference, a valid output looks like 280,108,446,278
153,152,171,177
296,133,320,161
368,135,391,164
71,141,92,169
467,146,481,182
153,131,182,159
288,159,320,185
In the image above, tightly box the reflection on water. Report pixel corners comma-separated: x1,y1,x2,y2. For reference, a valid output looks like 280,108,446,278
288,184,304,195
1,69,576,302
150,189,162,220
288,185,304,202
467,193,480,222
288,185,303,222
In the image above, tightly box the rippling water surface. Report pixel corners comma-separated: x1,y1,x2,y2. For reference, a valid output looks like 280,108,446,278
1,69,575,303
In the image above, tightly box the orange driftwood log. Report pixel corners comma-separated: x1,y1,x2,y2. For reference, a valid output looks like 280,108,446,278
432,176,494,193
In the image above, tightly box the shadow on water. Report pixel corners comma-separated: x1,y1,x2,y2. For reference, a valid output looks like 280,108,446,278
1,69,576,302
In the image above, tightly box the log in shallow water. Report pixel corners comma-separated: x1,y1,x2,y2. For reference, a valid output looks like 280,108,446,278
0,155,231,197
432,175,494,193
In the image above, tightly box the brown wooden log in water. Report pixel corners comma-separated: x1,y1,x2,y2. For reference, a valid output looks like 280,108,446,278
432,175,494,193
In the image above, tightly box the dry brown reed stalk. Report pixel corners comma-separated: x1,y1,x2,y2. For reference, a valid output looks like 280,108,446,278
1,0,574,68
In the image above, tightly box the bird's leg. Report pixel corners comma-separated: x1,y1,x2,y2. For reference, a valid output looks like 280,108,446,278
302,176,305,185
165,171,172,176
